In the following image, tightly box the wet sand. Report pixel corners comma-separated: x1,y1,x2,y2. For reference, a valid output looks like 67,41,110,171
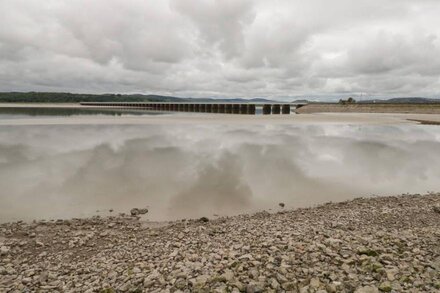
1,109,440,126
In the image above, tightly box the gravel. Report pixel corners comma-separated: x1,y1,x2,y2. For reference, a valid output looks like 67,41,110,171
0,193,439,292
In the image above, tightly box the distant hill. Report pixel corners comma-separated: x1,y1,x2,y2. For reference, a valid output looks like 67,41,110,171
291,99,310,104
0,92,187,103
0,92,277,103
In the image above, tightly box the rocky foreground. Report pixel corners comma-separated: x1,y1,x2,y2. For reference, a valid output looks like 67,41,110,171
1,194,439,293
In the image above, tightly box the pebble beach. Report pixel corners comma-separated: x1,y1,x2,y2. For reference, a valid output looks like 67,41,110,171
1,194,439,292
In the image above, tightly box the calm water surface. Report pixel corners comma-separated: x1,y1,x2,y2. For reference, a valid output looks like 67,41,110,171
0,107,163,119
1,108,439,222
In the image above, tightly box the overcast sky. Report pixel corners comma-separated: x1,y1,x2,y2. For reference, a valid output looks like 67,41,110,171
1,0,440,100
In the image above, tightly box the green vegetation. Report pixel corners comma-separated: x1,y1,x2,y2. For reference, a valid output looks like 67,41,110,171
0,92,183,103
339,97,356,105
0,92,278,103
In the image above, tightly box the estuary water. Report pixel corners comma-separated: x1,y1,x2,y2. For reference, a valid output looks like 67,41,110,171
1,108,440,222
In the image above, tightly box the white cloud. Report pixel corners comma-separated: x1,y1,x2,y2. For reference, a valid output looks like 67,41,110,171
1,0,440,99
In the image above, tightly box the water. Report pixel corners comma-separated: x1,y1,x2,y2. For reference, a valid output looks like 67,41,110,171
0,107,163,119
0,109,440,222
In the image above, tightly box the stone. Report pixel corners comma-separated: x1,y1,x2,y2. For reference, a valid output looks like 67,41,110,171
198,217,209,223
0,246,9,255
0,193,438,292
355,285,379,293
379,281,392,292
309,277,321,288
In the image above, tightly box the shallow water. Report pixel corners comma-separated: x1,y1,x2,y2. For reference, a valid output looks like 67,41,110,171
0,112,440,222
0,107,163,119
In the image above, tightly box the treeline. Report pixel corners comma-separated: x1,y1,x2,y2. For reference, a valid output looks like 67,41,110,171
0,92,184,103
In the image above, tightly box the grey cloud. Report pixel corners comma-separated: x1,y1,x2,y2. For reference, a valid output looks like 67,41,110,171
0,0,440,98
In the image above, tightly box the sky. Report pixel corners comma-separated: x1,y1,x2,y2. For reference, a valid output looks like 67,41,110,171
1,0,440,100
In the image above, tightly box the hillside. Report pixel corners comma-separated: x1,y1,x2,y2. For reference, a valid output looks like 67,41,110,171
0,92,276,104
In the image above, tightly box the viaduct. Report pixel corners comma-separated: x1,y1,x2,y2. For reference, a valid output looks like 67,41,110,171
80,102,305,115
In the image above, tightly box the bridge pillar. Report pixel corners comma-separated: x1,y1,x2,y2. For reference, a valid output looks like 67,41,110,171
232,104,240,114
248,104,256,115
272,104,281,114
282,104,291,114
240,104,248,114
263,104,272,115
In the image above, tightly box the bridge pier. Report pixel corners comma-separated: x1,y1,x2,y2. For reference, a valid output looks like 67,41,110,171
248,104,256,115
240,104,248,114
272,104,281,114
263,104,272,115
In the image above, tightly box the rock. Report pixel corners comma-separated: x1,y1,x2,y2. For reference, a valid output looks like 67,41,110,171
379,281,392,292
433,205,440,214
309,277,321,288
248,269,259,279
279,203,285,208
246,282,264,293
0,246,9,255
130,207,148,216
138,208,148,215
0,193,438,292
39,271,48,284
132,267,141,274
355,285,379,293
282,282,298,290
130,208,140,216
198,217,209,223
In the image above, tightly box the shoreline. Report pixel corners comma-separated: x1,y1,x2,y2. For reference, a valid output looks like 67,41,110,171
296,103,440,115
1,193,439,292
2,103,440,126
